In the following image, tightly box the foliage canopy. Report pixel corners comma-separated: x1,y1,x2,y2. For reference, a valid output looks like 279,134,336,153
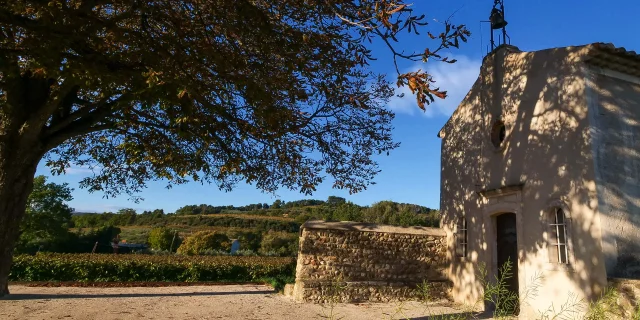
1,0,469,198
16,175,74,251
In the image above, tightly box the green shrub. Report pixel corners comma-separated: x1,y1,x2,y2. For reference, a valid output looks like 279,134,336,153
119,228,151,245
9,253,296,283
147,227,180,251
149,249,174,255
233,249,258,256
177,231,231,255
200,249,230,256
259,231,299,257
295,213,311,224
225,230,262,252
584,286,623,320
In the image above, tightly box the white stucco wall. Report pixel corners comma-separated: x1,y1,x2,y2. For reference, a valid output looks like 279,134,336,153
587,68,640,277
439,45,609,318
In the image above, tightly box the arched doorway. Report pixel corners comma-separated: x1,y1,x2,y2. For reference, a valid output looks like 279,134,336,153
495,212,519,315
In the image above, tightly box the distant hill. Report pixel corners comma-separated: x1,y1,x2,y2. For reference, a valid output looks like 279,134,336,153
72,211,98,216
70,197,440,230
64,198,440,257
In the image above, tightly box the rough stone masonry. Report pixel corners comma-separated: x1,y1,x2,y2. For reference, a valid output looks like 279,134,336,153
291,220,452,303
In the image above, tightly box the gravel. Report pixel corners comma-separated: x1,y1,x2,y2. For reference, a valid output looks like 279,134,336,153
0,284,465,320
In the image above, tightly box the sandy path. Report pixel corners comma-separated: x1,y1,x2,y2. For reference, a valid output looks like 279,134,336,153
0,284,464,320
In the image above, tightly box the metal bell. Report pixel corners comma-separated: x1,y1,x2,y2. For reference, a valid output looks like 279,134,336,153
490,8,508,30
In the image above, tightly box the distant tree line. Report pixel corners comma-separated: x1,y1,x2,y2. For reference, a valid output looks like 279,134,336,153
294,201,440,227
169,197,345,214
71,196,440,229
173,203,270,215
72,213,301,232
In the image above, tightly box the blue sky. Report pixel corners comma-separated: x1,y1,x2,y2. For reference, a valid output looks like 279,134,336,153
36,0,640,213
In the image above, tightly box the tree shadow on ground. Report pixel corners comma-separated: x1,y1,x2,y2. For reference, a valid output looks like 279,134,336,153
0,290,275,300
405,310,494,320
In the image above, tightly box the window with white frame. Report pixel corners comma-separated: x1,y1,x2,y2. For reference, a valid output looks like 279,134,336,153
549,207,569,264
455,217,467,258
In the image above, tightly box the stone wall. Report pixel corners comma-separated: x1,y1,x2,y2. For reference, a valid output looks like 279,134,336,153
292,220,451,303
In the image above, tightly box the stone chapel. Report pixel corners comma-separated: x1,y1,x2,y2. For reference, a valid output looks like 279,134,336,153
438,42,640,317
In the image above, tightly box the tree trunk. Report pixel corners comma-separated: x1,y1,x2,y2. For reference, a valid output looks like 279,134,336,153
0,141,42,297
0,68,60,296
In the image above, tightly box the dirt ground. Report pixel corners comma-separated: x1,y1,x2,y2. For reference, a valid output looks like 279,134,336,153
0,284,466,320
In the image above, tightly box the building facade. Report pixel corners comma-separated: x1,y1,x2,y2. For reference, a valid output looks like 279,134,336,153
438,43,640,317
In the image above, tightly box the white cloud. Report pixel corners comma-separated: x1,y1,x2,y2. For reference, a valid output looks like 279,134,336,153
65,166,92,175
73,205,147,213
100,205,131,212
64,164,100,175
387,55,481,118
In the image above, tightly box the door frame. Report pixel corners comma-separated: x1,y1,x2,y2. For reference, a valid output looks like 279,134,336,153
479,186,526,311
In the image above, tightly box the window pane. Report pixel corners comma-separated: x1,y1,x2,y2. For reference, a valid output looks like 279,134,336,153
556,209,565,224
549,226,558,243
549,245,558,263
456,218,467,258
558,225,566,244
559,244,568,264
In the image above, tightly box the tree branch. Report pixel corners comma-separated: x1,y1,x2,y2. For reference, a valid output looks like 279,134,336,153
0,9,73,36
43,123,114,151
47,82,80,130
45,92,133,136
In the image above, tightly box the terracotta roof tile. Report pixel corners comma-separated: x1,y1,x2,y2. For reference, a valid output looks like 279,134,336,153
591,43,640,59
587,43,640,77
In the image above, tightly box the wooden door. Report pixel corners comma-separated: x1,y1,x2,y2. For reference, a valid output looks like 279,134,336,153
496,212,519,314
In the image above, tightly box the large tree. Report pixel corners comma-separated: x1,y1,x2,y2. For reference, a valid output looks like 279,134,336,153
0,0,469,295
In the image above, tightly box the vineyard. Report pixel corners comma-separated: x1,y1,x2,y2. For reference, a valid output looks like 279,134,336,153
10,253,296,289
13,190,440,292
